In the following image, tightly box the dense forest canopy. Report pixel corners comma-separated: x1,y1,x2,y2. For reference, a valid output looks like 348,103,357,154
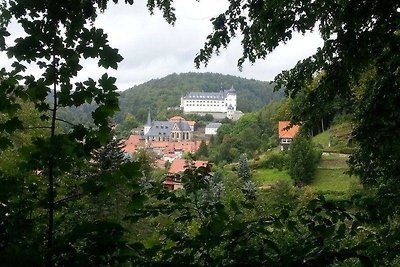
117,72,283,122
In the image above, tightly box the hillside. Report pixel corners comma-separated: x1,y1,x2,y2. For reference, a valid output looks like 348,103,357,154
115,72,283,123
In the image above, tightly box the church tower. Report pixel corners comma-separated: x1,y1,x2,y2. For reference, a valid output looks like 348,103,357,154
144,109,152,135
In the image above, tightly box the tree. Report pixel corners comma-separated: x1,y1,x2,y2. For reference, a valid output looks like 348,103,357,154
195,0,400,216
132,148,156,178
196,140,209,159
91,136,127,172
238,153,256,199
0,0,176,265
115,112,139,138
288,135,320,186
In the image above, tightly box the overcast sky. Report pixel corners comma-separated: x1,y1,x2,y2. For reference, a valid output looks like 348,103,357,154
1,0,323,90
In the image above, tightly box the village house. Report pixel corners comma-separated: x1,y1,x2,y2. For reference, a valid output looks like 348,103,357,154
278,121,300,150
205,122,222,135
163,158,208,190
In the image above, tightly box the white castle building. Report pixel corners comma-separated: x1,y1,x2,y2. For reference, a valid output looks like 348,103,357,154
180,86,237,119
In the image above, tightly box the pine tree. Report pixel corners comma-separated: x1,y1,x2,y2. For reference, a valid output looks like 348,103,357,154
196,140,209,158
237,153,256,199
288,135,320,186
91,137,127,172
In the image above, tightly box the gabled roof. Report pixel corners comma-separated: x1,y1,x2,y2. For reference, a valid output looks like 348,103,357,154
168,159,208,174
173,121,192,132
205,122,222,129
278,121,300,139
145,121,173,137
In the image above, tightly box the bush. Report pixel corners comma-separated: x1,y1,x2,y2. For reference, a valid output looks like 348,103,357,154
254,152,289,170
289,135,321,186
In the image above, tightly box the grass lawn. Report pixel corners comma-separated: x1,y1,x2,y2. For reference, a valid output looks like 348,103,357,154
313,122,354,153
310,153,359,199
252,168,292,185
311,169,357,192
252,152,360,199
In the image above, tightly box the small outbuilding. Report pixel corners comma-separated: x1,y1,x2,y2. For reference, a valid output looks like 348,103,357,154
205,122,222,135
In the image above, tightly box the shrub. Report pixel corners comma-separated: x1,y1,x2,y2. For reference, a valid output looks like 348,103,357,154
289,135,321,186
259,152,289,170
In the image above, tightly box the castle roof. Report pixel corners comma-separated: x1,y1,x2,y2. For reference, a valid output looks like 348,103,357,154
182,87,236,100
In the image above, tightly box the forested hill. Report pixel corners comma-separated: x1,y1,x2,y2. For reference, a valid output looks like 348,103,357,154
115,72,283,123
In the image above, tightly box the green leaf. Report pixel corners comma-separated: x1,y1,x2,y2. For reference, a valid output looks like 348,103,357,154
0,137,12,149
129,193,148,210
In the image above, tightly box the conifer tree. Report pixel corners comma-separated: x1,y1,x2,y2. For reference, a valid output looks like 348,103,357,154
238,153,256,199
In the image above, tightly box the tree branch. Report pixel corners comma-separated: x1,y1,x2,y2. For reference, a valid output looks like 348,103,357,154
54,192,85,206
55,118,75,126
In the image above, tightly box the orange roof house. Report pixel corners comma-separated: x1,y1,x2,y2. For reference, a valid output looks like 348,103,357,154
163,158,209,190
168,158,208,174
278,121,300,150
279,121,300,139
123,135,144,154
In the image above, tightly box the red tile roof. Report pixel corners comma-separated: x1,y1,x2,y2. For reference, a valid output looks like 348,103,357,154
169,116,185,121
278,121,300,139
155,159,166,168
123,135,144,154
168,159,208,174
125,137,202,155
149,141,170,148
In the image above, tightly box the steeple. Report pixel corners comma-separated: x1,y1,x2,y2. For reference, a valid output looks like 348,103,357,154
146,109,152,126
144,109,152,135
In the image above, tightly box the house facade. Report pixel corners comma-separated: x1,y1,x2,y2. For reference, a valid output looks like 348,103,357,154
205,122,222,135
180,86,237,119
278,121,300,150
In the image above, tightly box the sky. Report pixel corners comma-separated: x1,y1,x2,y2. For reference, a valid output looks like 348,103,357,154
0,0,324,90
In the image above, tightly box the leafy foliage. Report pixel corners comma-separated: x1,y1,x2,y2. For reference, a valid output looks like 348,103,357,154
289,135,321,186
1,0,400,265
208,100,285,163
0,0,176,265
195,0,400,218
